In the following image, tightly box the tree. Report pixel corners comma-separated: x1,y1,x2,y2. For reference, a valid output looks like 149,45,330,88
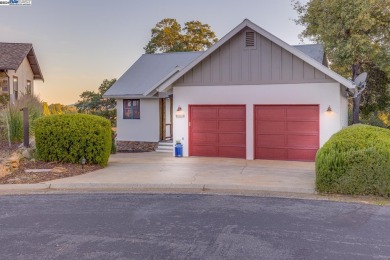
75,79,116,126
49,103,63,115
294,0,390,124
144,18,218,54
42,102,50,116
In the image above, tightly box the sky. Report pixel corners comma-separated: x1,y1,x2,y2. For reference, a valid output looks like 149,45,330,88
0,0,310,105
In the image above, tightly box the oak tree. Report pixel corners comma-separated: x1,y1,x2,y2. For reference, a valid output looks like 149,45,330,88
144,18,218,54
75,79,117,126
294,0,390,123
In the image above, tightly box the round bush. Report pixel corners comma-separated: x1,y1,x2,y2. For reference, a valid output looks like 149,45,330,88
35,114,112,166
316,124,390,197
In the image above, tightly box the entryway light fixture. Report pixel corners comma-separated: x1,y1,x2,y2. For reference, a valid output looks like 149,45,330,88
176,106,185,118
326,105,332,112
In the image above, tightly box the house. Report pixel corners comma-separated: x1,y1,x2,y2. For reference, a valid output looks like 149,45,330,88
104,19,354,161
0,43,44,101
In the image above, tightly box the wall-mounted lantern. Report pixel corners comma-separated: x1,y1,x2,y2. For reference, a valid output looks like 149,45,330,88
326,105,332,112
176,106,185,118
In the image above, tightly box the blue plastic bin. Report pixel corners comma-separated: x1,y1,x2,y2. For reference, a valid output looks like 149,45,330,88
175,143,183,157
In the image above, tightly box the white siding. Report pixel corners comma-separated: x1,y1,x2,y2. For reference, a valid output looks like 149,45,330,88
340,87,349,128
173,83,345,160
116,98,160,142
8,57,34,98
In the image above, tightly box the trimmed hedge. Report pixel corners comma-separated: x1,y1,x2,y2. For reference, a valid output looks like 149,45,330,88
35,114,112,166
316,124,390,197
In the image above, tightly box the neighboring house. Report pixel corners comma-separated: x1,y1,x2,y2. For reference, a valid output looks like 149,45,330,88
0,43,44,101
104,19,354,162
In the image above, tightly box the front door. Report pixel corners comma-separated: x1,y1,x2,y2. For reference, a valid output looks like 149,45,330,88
159,97,173,141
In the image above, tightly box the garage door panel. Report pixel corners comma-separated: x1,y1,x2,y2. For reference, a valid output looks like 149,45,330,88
192,133,218,145
255,105,319,161
287,106,318,120
191,145,218,157
219,107,246,119
256,107,286,120
256,121,286,133
287,121,319,133
256,134,286,147
192,108,218,119
219,146,246,158
219,120,246,132
219,133,246,145
192,120,218,131
256,148,288,160
287,134,319,148
288,149,317,161
190,105,246,158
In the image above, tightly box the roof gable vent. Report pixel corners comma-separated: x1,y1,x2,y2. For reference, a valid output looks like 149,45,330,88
245,31,256,48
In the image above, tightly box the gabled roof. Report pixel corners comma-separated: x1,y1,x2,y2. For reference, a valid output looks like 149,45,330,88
157,19,354,92
0,42,44,81
104,52,203,98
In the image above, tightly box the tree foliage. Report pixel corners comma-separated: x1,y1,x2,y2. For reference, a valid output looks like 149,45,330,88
144,18,218,54
75,79,116,126
294,0,390,123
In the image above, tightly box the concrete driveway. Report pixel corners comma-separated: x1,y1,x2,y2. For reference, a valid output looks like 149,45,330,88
47,152,315,194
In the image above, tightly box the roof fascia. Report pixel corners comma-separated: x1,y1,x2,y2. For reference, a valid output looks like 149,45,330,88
28,47,44,82
158,19,354,91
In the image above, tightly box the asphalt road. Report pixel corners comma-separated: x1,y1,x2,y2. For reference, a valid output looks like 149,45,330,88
0,194,389,259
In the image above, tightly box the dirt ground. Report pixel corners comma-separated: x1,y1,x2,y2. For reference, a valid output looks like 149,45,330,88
0,142,102,184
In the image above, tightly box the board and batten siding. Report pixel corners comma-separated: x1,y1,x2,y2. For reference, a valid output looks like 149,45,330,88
174,28,335,86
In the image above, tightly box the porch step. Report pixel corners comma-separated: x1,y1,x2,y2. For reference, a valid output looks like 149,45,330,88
155,141,173,153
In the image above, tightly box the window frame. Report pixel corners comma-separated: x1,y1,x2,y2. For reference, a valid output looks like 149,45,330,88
123,99,141,119
26,80,32,95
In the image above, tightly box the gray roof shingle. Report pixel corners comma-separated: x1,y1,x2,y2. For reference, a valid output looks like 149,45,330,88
293,44,325,64
104,52,203,97
0,42,44,81
105,44,326,97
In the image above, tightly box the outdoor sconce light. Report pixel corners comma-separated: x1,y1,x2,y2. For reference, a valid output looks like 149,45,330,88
326,105,332,112
176,106,185,118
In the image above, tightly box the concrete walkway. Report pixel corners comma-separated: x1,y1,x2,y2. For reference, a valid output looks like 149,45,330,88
45,152,315,194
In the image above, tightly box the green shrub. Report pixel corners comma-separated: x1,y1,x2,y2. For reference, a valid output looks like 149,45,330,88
35,114,112,166
316,124,390,197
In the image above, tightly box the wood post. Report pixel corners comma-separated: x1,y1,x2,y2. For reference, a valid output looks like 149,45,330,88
21,107,29,147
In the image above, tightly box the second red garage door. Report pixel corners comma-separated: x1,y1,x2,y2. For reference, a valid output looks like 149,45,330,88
189,105,246,158
255,105,319,161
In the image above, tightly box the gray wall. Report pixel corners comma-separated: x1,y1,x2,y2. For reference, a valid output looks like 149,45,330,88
174,28,335,86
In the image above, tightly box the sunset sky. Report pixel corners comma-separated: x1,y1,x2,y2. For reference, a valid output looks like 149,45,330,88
1,0,310,105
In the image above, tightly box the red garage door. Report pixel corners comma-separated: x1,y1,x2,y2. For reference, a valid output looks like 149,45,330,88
255,105,319,161
189,105,246,158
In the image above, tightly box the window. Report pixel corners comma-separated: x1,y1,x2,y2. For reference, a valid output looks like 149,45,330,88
13,76,18,100
1,78,8,93
123,99,140,119
26,80,32,95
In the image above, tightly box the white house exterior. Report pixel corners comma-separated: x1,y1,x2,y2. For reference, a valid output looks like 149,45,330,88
0,43,44,101
104,19,353,161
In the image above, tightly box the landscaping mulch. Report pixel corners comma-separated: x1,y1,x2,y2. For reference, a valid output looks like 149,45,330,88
0,142,19,159
0,159,102,184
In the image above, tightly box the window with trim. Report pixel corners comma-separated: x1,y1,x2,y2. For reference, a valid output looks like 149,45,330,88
13,76,18,100
123,99,140,119
1,78,8,93
26,80,32,95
